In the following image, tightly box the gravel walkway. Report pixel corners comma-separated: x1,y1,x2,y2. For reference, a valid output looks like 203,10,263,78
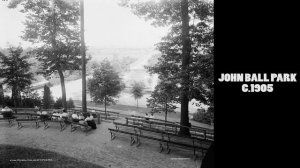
0,120,202,168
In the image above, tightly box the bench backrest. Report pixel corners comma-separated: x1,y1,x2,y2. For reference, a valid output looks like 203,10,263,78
125,117,214,140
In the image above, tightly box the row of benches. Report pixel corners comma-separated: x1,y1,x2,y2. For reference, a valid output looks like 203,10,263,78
125,117,214,141
69,107,120,121
130,114,213,131
108,121,212,160
0,113,93,135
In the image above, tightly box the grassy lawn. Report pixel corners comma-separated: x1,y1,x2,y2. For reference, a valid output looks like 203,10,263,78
0,145,103,168
73,99,152,114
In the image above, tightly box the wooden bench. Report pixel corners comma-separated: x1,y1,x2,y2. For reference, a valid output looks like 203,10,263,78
70,121,92,135
71,107,120,120
0,116,17,127
43,117,67,131
16,118,40,129
110,121,211,160
108,128,139,146
126,117,214,141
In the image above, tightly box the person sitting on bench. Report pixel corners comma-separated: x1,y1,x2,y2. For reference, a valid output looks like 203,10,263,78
84,113,97,129
72,113,80,122
149,112,155,119
52,111,61,120
36,108,42,118
145,113,150,120
78,113,87,129
40,111,49,121
1,106,14,118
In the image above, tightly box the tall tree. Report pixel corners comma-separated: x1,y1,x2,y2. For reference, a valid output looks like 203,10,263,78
147,80,178,121
80,0,87,113
121,0,214,135
130,81,145,111
87,60,125,118
42,85,54,109
8,0,83,110
0,46,34,107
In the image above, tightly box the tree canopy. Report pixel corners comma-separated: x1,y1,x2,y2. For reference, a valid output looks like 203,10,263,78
130,81,145,110
121,0,214,134
8,0,83,110
87,60,125,114
122,0,214,107
0,46,34,107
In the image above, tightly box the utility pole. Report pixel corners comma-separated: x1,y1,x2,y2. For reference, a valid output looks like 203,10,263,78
80,0,87,113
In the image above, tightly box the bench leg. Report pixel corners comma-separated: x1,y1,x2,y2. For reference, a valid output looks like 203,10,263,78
110,131,116,140
193,154,197,161
130,136,135,146
17,122,23,129
136,135,141,147
60,122,66,131
8,120,14,127
44,121,49,129
166,143,171,154
71,124,75,132
36,121,40,128
159,143,164,153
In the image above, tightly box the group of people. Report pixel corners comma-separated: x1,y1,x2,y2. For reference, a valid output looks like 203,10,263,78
71,112,97,129
145,112,155,120
34,106,97,129
0,106,14,118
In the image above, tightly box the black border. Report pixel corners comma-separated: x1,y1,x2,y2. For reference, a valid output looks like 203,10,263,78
215,0,300,167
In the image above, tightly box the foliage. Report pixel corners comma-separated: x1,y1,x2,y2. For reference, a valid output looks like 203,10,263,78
53,97,63,109
130,81,145,109
21,97,42,108
192,107,214,125
0,95,41,108
87,59,125,112
1,96,14,107
42,85,54,109
122,0,214,107
53,97,74,109
67,98,75,108
0,84,4,106
0,46,34,107
8,0,84,109
146,80,177,113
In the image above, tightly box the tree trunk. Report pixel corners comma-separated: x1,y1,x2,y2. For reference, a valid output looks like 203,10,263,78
104,96,107,119
12,85,19,107
0,83,4,106
178,0,191,136
58,69,67,110
80,0,87,113
137,99,139,111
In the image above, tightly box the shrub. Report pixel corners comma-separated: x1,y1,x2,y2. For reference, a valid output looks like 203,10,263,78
53,97,75,109
43,85,54,109
22,98,42,108
1,96,14,107
67,98,75,108
192,107,214,125
53,98,63,109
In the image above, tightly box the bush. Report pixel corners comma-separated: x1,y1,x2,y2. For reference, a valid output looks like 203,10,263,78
67,98,75,108
1,96,14,107
22,98,42,108
192,107,214,125
53,97,75,109
43,85,54,109
53,98,63,109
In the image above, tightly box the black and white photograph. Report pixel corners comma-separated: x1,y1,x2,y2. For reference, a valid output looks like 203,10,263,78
0,0,214,167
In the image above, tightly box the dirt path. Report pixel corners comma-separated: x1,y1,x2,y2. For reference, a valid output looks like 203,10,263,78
0,121,202,168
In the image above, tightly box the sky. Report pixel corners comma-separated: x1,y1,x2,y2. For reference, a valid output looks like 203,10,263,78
0,0,168,48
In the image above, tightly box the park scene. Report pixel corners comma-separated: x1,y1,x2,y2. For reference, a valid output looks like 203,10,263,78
0,0,214,168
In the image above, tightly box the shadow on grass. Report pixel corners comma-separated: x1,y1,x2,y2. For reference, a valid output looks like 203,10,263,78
0,144,104,168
